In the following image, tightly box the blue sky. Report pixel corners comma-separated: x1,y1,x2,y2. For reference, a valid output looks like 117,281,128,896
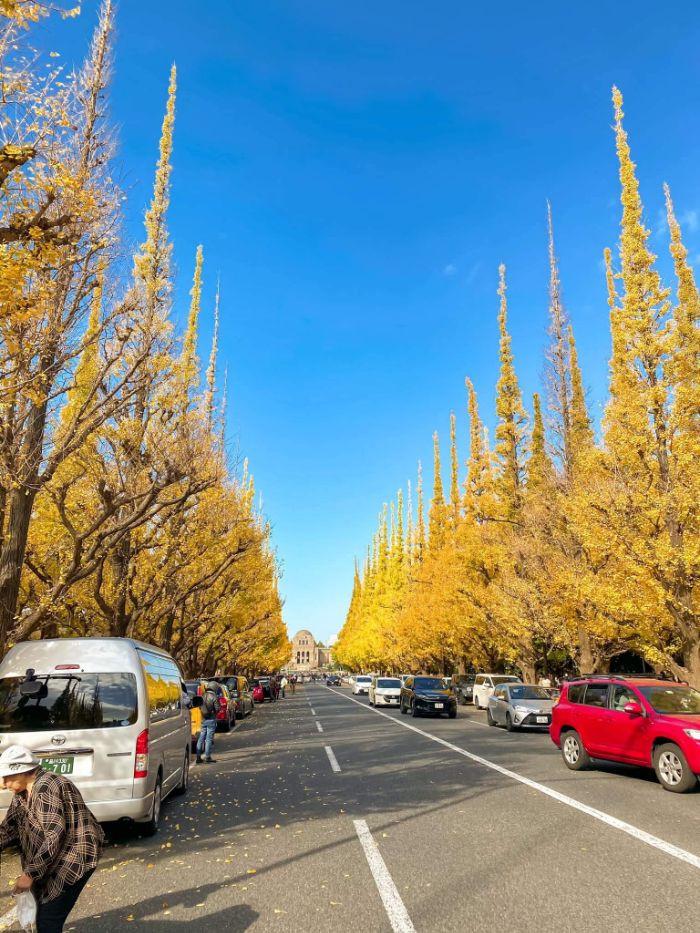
41,2,700,643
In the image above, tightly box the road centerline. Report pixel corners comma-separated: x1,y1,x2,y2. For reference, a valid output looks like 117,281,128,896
323,687,700,872
324,744,341,772
354,819,416,933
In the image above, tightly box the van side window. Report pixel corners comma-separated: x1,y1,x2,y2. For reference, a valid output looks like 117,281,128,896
475,675,485,685
139,651,182,723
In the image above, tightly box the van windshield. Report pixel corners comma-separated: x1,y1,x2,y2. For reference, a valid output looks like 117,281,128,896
0,674,138,732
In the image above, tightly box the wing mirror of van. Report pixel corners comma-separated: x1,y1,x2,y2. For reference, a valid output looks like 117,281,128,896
191,695,203,708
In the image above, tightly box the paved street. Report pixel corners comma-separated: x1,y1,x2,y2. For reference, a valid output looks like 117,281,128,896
65,684,699,932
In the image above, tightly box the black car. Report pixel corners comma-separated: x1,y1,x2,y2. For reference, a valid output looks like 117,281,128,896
453,674,476,705
326,674,341,686
400,676,457,718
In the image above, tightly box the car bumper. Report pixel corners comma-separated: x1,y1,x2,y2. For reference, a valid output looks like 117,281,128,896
682,741,700,772
515,712,552,727
375,695,400,705
0,793,156,825
415,701,456,714
354,688,369,694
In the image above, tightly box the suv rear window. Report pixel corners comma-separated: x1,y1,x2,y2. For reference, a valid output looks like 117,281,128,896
0,674,138,732
583,684,609,707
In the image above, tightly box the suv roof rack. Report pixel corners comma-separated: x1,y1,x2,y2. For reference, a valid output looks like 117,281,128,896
564,672,681,682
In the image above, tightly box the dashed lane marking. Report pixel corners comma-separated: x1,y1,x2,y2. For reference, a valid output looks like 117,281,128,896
324,744,341,773
354,819,416,933
325,687,700,872
316,720,324,733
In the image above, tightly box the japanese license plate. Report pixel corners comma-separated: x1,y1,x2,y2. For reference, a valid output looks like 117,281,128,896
40,756,74,775
536,716,548,724
434,703,444,709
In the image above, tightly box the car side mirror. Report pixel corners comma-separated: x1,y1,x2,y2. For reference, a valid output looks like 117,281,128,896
623,701,642,716
191,695,203,708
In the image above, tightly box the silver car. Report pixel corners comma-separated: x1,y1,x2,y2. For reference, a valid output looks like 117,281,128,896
487,683,555,731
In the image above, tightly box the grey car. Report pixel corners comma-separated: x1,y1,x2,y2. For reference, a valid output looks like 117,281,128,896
487,683,555,731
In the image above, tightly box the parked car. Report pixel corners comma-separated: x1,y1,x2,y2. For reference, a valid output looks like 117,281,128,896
369,677,402,707
472,673,522,709
252,682,265,703
487,683,555,731
213,675,254,717
352,675,373,696
550,675,700,793
0,637,197,835
252,676,277,702
185,680,203,750
400,676,457,718
215,683,236,732
326,674,341,686
453,675,476,705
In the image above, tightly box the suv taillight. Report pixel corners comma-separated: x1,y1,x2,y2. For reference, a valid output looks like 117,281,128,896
219,696,228,708
134,729,149,779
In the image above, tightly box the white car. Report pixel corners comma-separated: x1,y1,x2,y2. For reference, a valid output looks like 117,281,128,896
369,677,402,707
0,637,194,836
472,673,522,709
352,675,373,695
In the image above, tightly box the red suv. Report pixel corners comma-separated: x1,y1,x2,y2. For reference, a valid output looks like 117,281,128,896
550,676,700,793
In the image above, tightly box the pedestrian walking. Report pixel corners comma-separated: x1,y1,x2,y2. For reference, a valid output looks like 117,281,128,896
0,744,104,933
196,681,220,764
290,675,297,694
280,675,288,698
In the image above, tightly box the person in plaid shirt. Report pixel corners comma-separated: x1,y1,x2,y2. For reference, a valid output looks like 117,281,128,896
0,745,104,932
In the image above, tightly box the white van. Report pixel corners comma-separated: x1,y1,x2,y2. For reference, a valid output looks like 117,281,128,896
472,673,522,709
0,637,195,835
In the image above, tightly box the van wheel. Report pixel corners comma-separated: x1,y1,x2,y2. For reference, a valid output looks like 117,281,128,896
473,697,481,710
653,743,698,793
174,750,189,796
143,777,162,836
561,730,590,771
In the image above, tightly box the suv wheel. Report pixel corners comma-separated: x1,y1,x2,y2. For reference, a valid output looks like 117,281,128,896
653,743,697,793
400,700,407,715
411,701,420,718
561,730,590,771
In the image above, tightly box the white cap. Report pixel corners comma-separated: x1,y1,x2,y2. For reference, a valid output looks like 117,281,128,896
0,744,40,777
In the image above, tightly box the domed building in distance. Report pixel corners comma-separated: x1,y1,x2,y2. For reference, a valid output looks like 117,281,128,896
288,630,332,673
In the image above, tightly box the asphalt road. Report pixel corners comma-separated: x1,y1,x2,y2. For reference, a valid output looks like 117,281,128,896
61,684,699,932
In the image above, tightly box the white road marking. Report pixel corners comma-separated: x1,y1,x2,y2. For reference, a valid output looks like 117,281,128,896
467,718,493,729
316,720,324,733
354,819,416,933
327,688,700,872
324,744,341,772
310,708,316,715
